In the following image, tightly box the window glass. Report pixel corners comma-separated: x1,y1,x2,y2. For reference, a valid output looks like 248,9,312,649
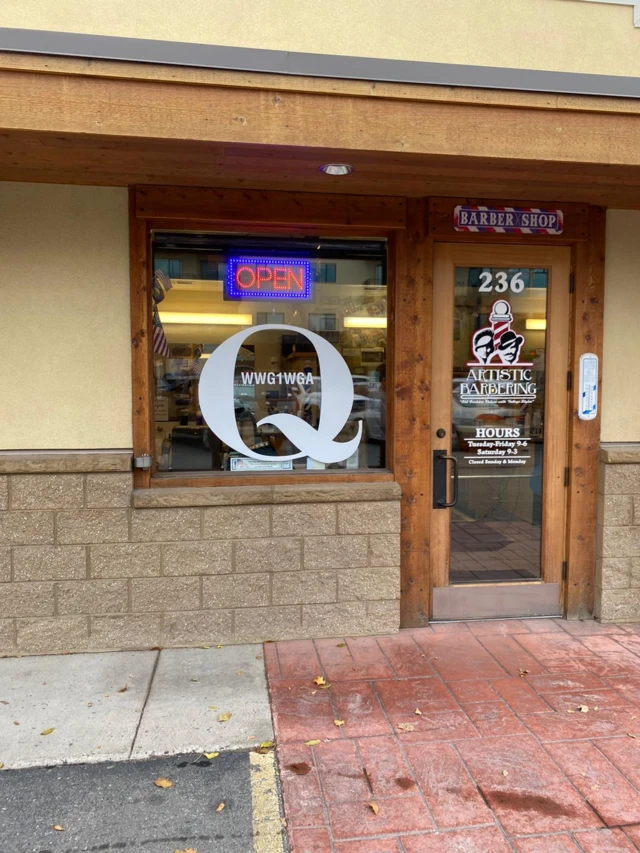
151,234,388,473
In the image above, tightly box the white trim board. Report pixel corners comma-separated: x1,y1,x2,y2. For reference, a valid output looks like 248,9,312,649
566,0,640,26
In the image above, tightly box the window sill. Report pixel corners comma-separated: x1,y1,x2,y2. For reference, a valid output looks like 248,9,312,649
134,477,401,508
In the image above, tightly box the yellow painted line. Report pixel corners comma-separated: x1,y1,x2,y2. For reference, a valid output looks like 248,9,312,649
250,749,286,853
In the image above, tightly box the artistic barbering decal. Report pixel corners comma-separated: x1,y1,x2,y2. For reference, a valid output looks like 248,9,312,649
470,300,525,366
460,300,536,405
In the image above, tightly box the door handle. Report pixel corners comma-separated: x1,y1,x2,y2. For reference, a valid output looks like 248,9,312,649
433,452,459,508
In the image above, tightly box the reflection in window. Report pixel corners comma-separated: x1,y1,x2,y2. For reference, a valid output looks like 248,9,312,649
151,235,387,474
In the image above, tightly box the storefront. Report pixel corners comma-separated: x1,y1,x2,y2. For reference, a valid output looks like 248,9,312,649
1,4,640,653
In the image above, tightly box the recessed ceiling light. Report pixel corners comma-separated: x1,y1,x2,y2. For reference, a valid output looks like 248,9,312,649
320,163,354,176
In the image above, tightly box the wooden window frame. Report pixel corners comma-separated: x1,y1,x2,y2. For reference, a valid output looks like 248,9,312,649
129,185,406,490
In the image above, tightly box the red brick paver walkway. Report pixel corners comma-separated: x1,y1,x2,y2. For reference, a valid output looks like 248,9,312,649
264,620,640,852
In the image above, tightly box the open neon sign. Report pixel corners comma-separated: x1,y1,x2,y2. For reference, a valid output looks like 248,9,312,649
226,258,313,300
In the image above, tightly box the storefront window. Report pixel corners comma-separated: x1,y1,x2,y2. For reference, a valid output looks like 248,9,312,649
151,234,388,474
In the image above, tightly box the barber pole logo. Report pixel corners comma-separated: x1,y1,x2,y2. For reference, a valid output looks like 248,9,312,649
454,205,563,235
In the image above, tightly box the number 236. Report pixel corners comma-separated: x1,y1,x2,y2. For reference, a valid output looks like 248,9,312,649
478,271,525,293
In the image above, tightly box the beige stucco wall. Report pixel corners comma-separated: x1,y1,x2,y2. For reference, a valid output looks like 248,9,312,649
1,0,639,79
0,183,132,450
601,210,640,443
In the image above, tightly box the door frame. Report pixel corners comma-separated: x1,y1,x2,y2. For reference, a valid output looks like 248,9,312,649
430,244,571,620
394,198,605,626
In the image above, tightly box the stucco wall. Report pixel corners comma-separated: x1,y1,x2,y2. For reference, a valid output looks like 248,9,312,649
0,0,639,78
0,183,132,450
602,210,640,444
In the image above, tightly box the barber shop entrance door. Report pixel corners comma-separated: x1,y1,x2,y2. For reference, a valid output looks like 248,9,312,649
430,244,571,620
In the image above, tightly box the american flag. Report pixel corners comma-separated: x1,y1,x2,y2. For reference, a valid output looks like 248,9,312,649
152,269,172,358
152,304,169,357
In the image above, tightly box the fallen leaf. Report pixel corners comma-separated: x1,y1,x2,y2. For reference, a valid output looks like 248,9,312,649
236,670,243,675
287,762,311,775
118,685,128,693
13,721,19,726
336,643,346,648
594,706,599,711
53,825,64,832
255,654,262,660
208,706,218,711
174,849,197,853
40,728,55,736
333,720,345,727
367,801,379,815
305,739,321,746
154,778,173,789
247,736,255,741
502,770,509,776
397,723,415,732
216,802,225,812
415,708,422,716
578,705,589,713
567,710,575,714
310,690,317,695
218,712,232,722
87,702,93,707
629,733,638,739
199,645,210,649
260,741,275,749
519,669,530,678
204,752,219,760
313,676,326,686
104,694,109,698
0,763,4,770
318,684,332,690
216,644,224,649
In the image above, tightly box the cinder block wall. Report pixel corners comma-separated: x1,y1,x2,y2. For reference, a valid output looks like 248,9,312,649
595,444,640,622
0,453,401,656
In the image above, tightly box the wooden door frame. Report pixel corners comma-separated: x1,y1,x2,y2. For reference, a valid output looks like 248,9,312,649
429,243,571,619
396,199,604,626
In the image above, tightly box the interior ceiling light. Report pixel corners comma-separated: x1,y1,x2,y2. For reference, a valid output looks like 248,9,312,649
344,316,387,329
525,318,547,330
320,163,354,176
159,312,253,326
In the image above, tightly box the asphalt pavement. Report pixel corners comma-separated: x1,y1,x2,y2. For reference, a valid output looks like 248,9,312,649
0,749,285,853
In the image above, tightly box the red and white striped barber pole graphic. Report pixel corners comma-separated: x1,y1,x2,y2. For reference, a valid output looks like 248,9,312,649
454,205,563,235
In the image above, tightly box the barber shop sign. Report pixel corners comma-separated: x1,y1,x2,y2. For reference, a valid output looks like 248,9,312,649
454,205,563,235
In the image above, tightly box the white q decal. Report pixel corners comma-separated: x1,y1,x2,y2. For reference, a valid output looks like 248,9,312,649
198,325,362,464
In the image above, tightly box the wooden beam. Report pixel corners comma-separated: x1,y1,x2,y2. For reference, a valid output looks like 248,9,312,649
3,68,640,168
392,199,432,627
3,52,640,118
564,206,606,619
129,192,153,489
135,186,406,229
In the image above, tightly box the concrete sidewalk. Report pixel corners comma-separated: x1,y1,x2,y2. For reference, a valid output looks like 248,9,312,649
0,644,273,769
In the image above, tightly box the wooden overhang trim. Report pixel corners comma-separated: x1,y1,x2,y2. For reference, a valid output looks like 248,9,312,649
3,58,640,171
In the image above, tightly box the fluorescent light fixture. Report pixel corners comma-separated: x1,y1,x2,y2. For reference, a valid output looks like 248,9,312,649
525,318,547,330
320,163,354,176
344,316,387,329
159,312,253,326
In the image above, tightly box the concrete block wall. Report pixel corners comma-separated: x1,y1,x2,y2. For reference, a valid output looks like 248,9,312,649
595,444,640,622
0,453,401,655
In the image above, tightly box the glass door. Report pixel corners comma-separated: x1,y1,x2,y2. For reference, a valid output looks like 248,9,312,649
431,245,571,620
